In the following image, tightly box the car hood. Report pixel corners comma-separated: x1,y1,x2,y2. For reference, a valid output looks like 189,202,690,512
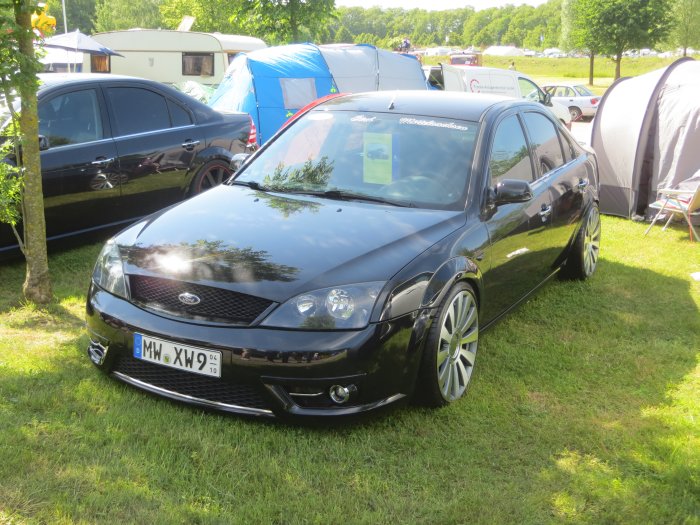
117,185,465,302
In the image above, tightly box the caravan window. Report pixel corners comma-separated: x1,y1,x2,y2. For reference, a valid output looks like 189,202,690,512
182,53,215,77
91,55,110,73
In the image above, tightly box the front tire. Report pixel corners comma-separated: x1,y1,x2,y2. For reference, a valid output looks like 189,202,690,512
415,282,479,407
561,203,601,280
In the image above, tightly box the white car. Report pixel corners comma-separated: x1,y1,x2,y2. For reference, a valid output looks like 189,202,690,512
543,84,600,121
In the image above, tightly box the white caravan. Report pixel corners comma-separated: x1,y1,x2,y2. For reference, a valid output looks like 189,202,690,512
83,30,267,86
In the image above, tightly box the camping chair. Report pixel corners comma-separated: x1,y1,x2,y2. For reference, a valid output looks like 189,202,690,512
644,181,700,241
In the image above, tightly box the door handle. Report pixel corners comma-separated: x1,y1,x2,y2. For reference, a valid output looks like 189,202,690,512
91,157,114,166
181,140,201,151
577,178,588,191
539,204,552,222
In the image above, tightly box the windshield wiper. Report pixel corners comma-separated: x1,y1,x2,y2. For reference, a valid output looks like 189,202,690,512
230,179,267,191
286,189,411,207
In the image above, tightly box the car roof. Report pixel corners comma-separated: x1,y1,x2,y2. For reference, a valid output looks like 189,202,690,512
37,73,164,91
310,90,530,122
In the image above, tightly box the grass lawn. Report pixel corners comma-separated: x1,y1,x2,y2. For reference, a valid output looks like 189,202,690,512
1,216,699,524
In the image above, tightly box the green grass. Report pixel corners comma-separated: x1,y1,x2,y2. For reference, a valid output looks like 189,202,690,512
1,216,699,524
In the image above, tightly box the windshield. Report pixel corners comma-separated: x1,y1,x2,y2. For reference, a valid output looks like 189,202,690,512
574,85,593,96
234,109,478,210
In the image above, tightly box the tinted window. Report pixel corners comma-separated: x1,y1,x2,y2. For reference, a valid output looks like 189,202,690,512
522,112,565,176
107,87,170,136
168,99,192,127
39,88,103,147
489,114,533,183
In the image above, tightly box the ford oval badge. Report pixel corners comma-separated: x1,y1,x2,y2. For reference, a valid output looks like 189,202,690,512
178,292,201,306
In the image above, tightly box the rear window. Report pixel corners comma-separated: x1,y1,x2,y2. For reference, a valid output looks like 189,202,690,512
236,110,479,210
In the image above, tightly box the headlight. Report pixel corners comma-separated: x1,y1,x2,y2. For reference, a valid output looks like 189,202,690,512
92,240,128,299
261,282,385,330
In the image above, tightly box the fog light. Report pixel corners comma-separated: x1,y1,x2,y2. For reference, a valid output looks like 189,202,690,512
329,384,357,405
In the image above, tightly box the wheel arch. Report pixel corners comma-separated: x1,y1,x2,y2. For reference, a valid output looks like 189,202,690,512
184,146,236,195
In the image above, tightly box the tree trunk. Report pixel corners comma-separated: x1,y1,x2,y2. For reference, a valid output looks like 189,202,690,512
15,4,53,304
588,53,595,86
614,54,622,80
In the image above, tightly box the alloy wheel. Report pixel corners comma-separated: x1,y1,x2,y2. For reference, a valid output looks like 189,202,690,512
583,206,601,276
436,289,479,402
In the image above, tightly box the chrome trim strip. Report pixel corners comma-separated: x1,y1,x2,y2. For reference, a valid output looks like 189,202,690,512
112,371,274,417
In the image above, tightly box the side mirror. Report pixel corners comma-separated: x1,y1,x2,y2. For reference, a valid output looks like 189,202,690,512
494,179,533,205
542,92,552,106
38,135,49,151
230,152,250,172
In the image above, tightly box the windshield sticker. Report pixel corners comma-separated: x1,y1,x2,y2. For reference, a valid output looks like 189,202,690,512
306,112,333,121
399,117,469,131
351,115,377,123
363,132,393,184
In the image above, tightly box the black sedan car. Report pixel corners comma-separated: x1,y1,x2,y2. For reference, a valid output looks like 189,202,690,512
85,91,600,418
0,74,254,257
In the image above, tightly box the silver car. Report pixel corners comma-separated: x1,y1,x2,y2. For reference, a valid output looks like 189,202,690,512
543,84,600,121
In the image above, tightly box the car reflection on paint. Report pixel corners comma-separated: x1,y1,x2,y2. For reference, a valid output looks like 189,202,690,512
85,91,601,419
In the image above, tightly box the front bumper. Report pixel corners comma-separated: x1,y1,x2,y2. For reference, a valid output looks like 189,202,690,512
86,284,429,418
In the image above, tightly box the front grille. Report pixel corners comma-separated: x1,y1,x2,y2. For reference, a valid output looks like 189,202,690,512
112,353,272,411
128,275,273,324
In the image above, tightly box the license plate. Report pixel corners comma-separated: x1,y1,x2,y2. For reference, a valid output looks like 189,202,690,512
133,333,221,378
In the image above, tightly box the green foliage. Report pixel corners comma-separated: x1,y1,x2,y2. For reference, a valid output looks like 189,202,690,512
231,0,335,45
0,141,22,227
667,0,700,54
160,0,246,33
45,0,96,33
94,0,163,32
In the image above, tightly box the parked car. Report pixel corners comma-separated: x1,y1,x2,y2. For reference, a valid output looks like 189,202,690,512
0,73,255,258
426,65,573,129
542,84,600,121
85,91,600,419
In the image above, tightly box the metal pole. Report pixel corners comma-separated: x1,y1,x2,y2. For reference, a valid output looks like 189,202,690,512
61,0,68,33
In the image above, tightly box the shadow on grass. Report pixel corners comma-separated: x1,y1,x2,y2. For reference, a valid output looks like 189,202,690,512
0,256,697,522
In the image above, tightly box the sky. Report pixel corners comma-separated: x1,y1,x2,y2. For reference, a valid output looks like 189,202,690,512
335,0,546,11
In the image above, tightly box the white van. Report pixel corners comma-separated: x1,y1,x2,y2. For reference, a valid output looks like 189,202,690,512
83,30,267,86
426,65,572,128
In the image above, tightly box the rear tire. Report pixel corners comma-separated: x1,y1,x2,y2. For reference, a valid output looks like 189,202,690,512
415,282,479,407
569,106,583,121
190,159,232,195
561,203,601,280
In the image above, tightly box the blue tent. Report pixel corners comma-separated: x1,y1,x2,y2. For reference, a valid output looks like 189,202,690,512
209,43,428,144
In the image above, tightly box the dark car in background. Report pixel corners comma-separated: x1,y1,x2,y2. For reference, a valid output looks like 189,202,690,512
85,91,600,419
0,74,255,257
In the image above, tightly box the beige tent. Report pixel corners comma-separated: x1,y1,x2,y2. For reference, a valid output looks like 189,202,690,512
591,57,700,218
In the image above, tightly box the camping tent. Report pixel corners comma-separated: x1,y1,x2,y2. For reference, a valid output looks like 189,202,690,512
208,43,428,144
591,57,700,218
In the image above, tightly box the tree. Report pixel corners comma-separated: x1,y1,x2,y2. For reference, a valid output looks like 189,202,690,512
160,0,246,33
231,0,335,45
0,0,53,303
583,0,672,79
668,0,700,56
45,0,96,33
562,0,602,84
94,0,163,32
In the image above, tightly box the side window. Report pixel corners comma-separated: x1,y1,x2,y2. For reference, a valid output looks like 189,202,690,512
182,53,214,77
522,111,566,176
167,99,193,127
565,87,576,97
489,114,533,183
39,88,103,147
107,87,170,136
559,128,580,162
518,77,542,103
